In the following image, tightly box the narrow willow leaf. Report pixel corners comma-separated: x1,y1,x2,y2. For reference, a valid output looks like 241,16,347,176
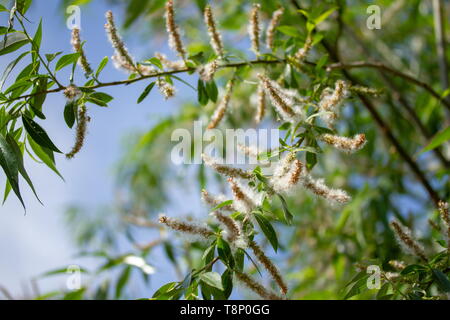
420,126,450,154
64,101,76,129
22,115,61,153
6,134,42,204
277,194,293,224
0,51,29,90
32,19,42,50
137,82,155,104
95,56,108,78
30,77,48,119
200,272,224,291
115,266,131,298
0,32,28,56
217,237,234,268
432,269,450,293
55,53,80,71
0,134,25,209
205,80,218,103
254,212,278,252
16,0,32,15
27,134,63,179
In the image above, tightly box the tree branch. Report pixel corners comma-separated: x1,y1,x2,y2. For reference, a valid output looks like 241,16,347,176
327,61,450,111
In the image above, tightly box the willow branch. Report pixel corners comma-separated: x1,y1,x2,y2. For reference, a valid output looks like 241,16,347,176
327,61,450,111
341,25,449,169
432,0,449,107
2,59,284,104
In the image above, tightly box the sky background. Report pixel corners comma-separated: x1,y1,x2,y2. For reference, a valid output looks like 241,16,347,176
0,0,192,298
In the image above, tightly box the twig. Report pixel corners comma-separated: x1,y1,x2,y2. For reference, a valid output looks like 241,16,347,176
2,59,284,104
327,61,450,111
432,0,450,109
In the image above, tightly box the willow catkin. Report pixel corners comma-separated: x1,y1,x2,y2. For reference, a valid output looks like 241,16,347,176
235,271,283,300
255,83,266,123
257,73,300,123
71,28,92,75
248,239,288,295
201,189,236,212
228,178,261,214
204,5,224,58
300,173,351,204
66,105,88,159
319,133,367,152
202,153,253,179
156,78,176,99
165,0,187,61
155,52,185,70
63,85,81,102
438,201,450,253
248,3,261,56
211,210,242,244
104,10,138,73
158,214,214,239
266,7,284,50
318,80,349,127
390,219,428,262
294,36,312,62
207,78,234,129
199,59,219,82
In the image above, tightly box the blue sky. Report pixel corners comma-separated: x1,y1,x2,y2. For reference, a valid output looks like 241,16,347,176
0,0,190,297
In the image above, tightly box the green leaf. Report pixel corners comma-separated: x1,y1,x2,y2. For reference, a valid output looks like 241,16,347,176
152,282,178,299
16,0,33,15
0,51,28,90
210,200,233,212
22,116,61,153
420,126,450,154
137,82,155,104
197,79,209,105
277,25,301,38
0,134,25,209
205,80,218,103
30,77,48,119
3,179,11,204
221,269,233,299
115,266,131,298
278,194,293,224
64,101,76,128
95,56,108,78
254,212,278,252
306,151,317,170
200,272,224,291
86,92,112,107
0,32,28,56
0,4,8,12
147,57,163,70
40,266,88,277
27,134,63,179
55,53,80,71
314,7,337,26
90,92,113,104
400,264,427,275
432,269,450,293
6,134,42,204
45,52,62,63
217,237,234,268
32,19,42,51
